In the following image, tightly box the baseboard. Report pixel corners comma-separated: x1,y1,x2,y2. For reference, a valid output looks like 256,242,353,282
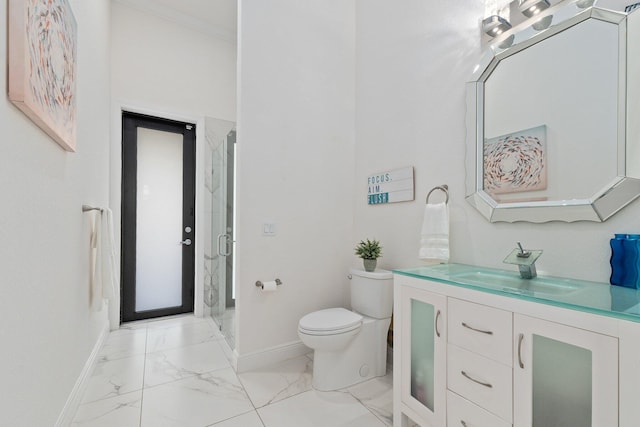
236,340,311,373
55,322,110,427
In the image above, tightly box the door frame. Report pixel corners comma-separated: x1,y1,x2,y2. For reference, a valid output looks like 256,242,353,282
225,129,236,309
110,103,210,325
120,111,196,322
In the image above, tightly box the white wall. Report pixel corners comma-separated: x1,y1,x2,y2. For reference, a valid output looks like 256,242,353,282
110,1,237,121
236,0,356,358
354,0,640,284
0,0,111,424
110,1,237,317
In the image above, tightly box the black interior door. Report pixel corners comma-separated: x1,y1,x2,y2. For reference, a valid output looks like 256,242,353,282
121,112,196,322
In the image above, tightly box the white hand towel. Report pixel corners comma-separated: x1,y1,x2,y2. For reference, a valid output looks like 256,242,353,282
101,208,120,331
89,213,102,311
419,202,450,262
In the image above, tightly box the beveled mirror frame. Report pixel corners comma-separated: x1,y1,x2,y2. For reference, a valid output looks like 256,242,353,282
466,3,640,223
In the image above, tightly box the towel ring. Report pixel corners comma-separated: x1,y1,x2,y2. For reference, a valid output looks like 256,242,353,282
426,185,449,204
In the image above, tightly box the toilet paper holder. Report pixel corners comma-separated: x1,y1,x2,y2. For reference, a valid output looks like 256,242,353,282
255,278,283,289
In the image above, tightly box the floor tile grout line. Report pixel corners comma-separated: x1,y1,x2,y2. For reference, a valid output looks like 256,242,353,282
236,371,262,410
254,408,268,427
143,321,225,355
141,364,237,392
203,408,258,427
350,392,391,427
138,324,148,427
344,379,393,427
144,335,227,357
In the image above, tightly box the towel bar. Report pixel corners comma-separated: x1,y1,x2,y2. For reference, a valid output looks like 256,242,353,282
426,185,449,204
82,204,103,213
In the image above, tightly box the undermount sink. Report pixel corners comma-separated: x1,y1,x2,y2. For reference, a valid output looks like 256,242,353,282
451,270,582,297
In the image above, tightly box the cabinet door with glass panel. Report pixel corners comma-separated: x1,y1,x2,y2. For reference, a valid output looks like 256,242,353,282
513,314,618,427
399,286,447,426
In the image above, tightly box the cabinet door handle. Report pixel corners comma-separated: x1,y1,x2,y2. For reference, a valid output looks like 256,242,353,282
461,370,493,388
518,333,525,369
460,421,468,427
435,310,441,338
462,322,493,335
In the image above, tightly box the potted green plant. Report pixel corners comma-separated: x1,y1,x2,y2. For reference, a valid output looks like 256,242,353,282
354,238,383,272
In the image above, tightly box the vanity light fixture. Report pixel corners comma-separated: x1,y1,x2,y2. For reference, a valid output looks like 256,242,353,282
482,15,512,37
532,14,553,30
518,0,551,17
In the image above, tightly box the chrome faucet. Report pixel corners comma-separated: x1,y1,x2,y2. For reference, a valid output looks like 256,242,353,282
503,242,543,279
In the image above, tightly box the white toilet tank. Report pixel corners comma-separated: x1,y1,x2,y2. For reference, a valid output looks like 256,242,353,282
349,268,393,319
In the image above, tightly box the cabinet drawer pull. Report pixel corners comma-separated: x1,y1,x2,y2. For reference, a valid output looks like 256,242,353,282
461,370,493,388
462,322,494,335
518,333,525,369
435,310,442,338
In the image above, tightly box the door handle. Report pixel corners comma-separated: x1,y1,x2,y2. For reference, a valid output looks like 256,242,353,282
518,333,525,369
217,234,232,256
179,238,192,246
462,322,493,335
217,234,225,256
461,370,493,388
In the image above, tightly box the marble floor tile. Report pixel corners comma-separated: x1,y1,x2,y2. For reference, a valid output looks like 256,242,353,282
346,369,393,426
82,355,145,404
71,390,141,427
146,320,223,353
209,410,265,427
238,355,313,408
98,328,147,362
73,314,396,427
117,320,150,331
140,368,253,427
257,390,388,427
144,340,231,387
145,314,210,330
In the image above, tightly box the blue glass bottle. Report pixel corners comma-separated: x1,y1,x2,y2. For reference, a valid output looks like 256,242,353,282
610,234,626,286
626,234,640,289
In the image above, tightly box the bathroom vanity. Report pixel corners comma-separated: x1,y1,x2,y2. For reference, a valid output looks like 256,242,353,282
392,264,640,427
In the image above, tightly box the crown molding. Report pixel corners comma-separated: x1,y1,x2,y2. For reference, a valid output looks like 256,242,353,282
114,0,237,43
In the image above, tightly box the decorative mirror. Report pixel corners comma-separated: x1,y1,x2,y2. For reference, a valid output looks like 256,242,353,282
466,3,640,222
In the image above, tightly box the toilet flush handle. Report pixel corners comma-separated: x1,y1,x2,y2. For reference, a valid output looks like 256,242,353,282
348,274,352,280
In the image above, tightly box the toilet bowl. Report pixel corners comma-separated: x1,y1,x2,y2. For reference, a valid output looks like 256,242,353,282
298,268,393,391
298,307,363,351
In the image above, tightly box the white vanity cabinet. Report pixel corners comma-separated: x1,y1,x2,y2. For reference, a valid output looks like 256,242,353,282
394,285,447,427
513,314,618,427
393,265,640,427
446,298,513,426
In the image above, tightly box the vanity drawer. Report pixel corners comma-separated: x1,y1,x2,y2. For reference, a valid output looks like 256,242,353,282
447,391,511,427
448,298,512,366
447,344,513,422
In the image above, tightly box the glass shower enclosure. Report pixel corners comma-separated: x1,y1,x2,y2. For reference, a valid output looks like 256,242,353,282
203,117,236,349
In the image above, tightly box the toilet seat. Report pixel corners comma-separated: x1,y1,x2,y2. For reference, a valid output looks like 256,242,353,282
298,308,362,336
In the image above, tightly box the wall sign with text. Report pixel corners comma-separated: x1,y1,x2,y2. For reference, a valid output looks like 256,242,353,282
367,167,414,205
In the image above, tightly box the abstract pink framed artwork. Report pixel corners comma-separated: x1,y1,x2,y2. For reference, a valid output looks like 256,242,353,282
8,0,78,152
483,125,547,195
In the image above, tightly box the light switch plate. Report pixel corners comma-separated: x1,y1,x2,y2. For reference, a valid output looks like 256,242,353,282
262,223,276,236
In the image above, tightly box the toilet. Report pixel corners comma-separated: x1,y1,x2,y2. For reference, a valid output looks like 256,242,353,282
298,268,394,391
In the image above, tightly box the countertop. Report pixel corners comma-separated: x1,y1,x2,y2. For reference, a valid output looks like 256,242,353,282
394,263,640,323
